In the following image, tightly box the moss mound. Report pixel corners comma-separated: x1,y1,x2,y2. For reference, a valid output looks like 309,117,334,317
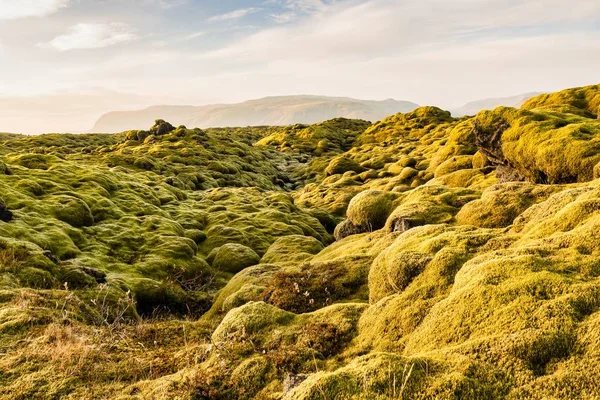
325,156,365,176
456,182,560,228
51,195,94,227
260,235,324,265
473,103,600,184
345,190,399,232
211,243,261,273
522,84,600,117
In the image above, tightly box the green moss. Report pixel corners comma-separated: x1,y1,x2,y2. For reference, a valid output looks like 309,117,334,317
261,235,324,265
285,353,427,400
211,243,260,273
4,84,600,399
434,155,473,178
369,250,432,303
50,195,94,227
325,156,365,176
211,301,295,346
17,267,56,289
456,182,560,228
345,190,399,232
522,84,600,117
474,105,600,183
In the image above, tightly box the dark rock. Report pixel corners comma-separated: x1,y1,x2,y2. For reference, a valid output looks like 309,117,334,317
334,219,363,241
43,250,58,263
283,373,309,394
149,119,175,136
81,266,107,283
473,117,525,183
390,217,413,233
0,197,13,222
496,165,526,184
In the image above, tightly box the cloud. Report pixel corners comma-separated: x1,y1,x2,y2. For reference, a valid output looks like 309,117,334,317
142,0,188,9
269,12,298,23
0,0,68,19
203,0,600,62
156,0,187,8
43,23,138,51
183,31,208,40
192,0,600,106
208,7,261,23
279,0,326,12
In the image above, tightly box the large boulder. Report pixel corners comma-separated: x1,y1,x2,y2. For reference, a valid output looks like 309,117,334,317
212,243,261,273
149,119,175,136
345,190,399,232
325,156,365,176
52,195,94,227
473,102,600,184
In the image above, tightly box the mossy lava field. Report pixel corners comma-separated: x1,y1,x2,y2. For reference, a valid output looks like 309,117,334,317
1,84,600,399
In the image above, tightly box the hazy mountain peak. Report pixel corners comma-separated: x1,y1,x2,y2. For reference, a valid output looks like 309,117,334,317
90,95,419,133
451,92,541,117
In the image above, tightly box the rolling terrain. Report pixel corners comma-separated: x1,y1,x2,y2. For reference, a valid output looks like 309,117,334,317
0,84,600,399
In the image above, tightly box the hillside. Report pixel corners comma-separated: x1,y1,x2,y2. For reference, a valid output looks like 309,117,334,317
451,92,540,116
90,95,419,133
1,84,600,399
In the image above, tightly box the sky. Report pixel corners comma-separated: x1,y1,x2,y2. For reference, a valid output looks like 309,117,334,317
0,0,600,133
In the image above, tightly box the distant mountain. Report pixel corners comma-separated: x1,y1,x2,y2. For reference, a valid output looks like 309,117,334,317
451,92,541,117
90,95,420,132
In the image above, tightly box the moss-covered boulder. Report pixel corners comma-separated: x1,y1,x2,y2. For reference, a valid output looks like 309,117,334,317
17,267,56,289
456,182,560,228
149,119,176,136
333,219,362,241
211,301,295,346
473,103,600,184
384,185,479,233
51,195,94,227
369,250,432,303
211,243,261,273
325,156,365,176
433,155,473,178
261,235,324,265
345,190,399,232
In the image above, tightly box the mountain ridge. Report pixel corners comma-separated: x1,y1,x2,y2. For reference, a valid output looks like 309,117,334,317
90,95,420,132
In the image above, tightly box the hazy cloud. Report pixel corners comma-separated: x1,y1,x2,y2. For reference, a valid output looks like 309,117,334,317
43,23,138,51
269,12,298,23
208,7,261,23
0,0,68,19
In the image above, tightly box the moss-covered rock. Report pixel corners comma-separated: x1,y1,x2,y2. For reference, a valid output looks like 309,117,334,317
456,182,560,228
345,190,399,232
51,195,94,227
333,218,362,241
261,235,324,265
474,103,600,184
325,156,365,176
211,243,261,273
369,250,432,302
17,267,56,289
211,301,295,346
